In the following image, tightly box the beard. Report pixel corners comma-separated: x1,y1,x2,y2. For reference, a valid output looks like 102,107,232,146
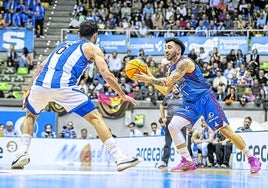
166,52,178,61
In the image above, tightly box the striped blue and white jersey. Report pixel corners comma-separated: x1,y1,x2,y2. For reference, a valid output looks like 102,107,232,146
35,39,92,88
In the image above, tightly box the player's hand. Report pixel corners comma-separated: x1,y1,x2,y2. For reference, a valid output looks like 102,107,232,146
121,95,139,106
133,72,152,83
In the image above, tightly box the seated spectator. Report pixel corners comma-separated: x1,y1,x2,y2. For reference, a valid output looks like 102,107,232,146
88,78,104,95
229,72,239,86
214,132,232,168
196,47,210,67
59,121,77,138
235,49,246,68
240,71,253,87
195,20,207,36
223,62,235,84
251,78,262,97
128,122,142,137
191,119,215,168
188,48,198,62
41,124,56,138
79,128,94,139
0,90,5,98
235,116,253,132
17,47,33,71
133,85,144,100
78,79,89,95
4,121,19,137
150,122,161,136
224,86,237,104
239,87,255,106
226,49,236,63
6,90,16,99
212,70,228,92
215,85,226,102
104,86,117,96
145,84,157,105
257,70,267,86
6,44,18,68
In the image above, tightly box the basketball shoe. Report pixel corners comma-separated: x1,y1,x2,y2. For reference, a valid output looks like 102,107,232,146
171,157,196,172
11,152,30,169
248,156,262,173
116,156,142,171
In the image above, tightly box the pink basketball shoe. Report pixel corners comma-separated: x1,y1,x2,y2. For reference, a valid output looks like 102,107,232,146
171,157,197,172
248,156,262,173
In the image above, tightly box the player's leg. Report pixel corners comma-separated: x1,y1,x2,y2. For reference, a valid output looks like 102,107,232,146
168,116,197,171
62,88,141,171
203,92,261,173
11,86,47,169
219,125,261,173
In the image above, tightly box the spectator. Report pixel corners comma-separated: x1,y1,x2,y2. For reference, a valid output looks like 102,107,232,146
128,122,142,137
196,47,210,67
33,1,46,38
11,8,22,28
150,122,161,136
223,62,236,84
69,14,80,29
88,78,104,95
119,77,131,93
6,44,18,68
133,85,144,100
78,79,89,95
251,78,262,97
107,51,122,78
235,116,253,133
215,85,226,102
195,20,207,36
239,87,255,106
6,90,16,99
104,86,116,96
235,49,246,68
18,47,34,71
79,128,94,139
248,48,260,77
4,121,20,137
3,9,12,27
212,70,228,92
188,48,198,62
240,71,253,87
191,119,215,168
0,90,5,98
224,86,237,104
257,69,267,86
59,121,77,138
41,124,56,138
214,132,233,168
226,49,236,63
145,84,157,105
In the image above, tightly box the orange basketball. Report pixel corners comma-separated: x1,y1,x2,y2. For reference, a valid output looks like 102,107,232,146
125,59,148,81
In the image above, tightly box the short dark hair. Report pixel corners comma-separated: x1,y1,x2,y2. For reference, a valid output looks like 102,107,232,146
79,20,98,38
165,37,185,55
245,116,252,122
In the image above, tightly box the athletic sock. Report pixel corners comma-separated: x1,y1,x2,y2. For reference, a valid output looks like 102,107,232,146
17,134,32,155
241,147,252,158
104,137,125,161
178,146,192,161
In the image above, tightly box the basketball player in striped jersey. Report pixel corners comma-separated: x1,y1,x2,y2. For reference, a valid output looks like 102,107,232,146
134,37,261,173
11,20,141,171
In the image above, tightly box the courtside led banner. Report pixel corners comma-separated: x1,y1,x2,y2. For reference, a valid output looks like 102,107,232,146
0,28,34,52
0,111,57,138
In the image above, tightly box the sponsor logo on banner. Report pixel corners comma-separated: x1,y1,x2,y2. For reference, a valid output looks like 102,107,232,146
251,37,268,55
0,28,34,52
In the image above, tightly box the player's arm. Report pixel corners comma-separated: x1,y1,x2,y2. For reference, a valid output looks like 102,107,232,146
134,59,194,94
92,47,126,98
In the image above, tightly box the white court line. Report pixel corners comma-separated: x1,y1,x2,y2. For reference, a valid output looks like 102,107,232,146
0,169,122,175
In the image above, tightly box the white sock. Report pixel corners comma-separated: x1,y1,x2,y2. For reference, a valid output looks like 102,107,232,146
178,146,192,161
104,137,125,161
17,134,32,155
241,147,252,158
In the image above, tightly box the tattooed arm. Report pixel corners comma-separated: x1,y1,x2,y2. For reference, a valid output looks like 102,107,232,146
134,59,195,95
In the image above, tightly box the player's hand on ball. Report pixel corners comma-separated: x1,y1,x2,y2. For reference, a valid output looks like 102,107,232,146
133,72,152,83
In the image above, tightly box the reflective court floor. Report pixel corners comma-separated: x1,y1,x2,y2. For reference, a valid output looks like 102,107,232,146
0,165,267,188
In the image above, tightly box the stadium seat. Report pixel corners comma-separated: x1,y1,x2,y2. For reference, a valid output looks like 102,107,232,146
0,75,12,82
11,84,22,91
14,75,25,82
4,67,16,74
0,82,10,91
17,67,29,75
12,91,21,99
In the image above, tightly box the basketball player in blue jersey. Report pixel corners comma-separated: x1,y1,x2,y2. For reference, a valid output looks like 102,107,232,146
134,37,261,173
11,20,141,171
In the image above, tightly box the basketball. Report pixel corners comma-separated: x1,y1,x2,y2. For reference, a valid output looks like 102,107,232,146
125,59,148,81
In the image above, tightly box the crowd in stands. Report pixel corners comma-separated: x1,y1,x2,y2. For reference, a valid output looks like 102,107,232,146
0,0,47,38
69,0,268,37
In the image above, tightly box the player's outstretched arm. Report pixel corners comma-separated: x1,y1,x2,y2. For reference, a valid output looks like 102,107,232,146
92,46,139,105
